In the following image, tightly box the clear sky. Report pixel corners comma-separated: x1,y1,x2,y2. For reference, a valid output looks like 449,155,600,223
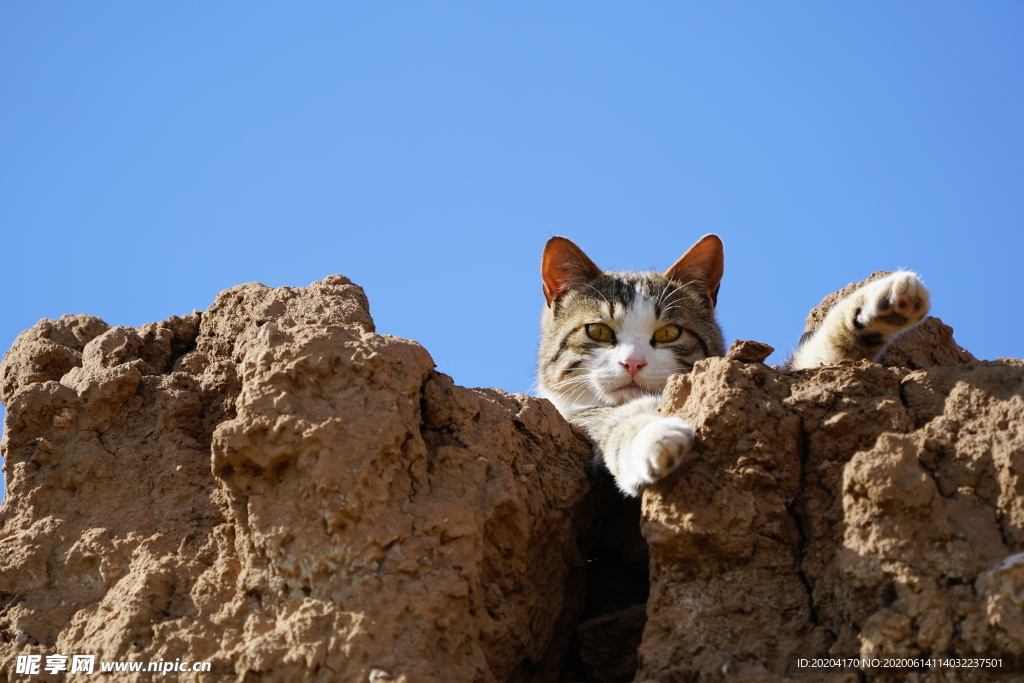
2,4,1022,497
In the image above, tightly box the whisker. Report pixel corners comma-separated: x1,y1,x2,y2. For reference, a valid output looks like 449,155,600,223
654,282,673,310
578,283,611,306
559,382,591,410
557,377,593,391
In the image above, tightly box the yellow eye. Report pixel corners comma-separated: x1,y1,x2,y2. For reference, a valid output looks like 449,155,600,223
653,325,682,343
586,323,614,343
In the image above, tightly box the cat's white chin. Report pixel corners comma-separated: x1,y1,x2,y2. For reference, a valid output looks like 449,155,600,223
608,383,649,403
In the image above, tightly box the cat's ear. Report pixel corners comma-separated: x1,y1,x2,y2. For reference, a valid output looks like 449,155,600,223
541,236,603,307
663,234,725,308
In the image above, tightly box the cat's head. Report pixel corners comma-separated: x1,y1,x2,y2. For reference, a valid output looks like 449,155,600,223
537,235,725,415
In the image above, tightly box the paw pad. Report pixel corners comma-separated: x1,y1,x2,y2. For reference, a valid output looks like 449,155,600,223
863,272,930,330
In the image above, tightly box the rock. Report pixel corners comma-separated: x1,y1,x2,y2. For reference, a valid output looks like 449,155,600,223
2,273,1020,683
0,277,594,683
577,603,647,683
725,340,775,364
878,317,975,369
0,314,111,404
639,356,1024,681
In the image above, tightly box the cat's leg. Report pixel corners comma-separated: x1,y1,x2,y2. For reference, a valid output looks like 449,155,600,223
790,271,930,370
571,395,694,496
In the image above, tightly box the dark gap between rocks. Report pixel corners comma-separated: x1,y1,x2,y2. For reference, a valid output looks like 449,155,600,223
560,471,650,683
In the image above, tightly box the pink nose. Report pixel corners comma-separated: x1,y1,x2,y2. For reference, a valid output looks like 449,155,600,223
620,358,647,378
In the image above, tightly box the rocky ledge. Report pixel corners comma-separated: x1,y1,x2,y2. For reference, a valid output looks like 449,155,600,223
1,275,1021,683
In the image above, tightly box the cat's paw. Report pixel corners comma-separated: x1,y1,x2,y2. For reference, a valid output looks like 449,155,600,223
853,272,930,333
790,271,932,370
624,417,694,493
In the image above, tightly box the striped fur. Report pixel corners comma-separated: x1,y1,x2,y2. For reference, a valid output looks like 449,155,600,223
537,235,725,495
538,269,724,414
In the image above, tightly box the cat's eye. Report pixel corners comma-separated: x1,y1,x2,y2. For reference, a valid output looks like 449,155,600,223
653,325,682,343
586,323,614,343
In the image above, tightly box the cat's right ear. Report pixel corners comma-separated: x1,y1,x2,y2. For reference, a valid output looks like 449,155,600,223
541,236,603,307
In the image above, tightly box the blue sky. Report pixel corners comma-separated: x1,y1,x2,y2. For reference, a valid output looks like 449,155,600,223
2,4,1023,496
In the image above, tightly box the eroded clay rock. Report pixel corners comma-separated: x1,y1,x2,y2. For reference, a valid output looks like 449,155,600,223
725,340,775,365
577,603,647,683
0,276,593,683
3,272,1020,683
0,314,111,404
641,357,1024,682
635,275,1013,682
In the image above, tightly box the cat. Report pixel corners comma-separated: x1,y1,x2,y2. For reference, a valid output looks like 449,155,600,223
536,235,930,496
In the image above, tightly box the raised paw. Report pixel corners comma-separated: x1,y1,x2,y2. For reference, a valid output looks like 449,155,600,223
855,271,930,333
790,270,933,369
628,417,695,486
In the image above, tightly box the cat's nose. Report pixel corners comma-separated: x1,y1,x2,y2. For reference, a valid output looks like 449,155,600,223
620,358,647,378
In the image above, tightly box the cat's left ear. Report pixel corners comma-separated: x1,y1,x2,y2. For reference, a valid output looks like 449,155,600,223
541,236,603,307
663,234,725,308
